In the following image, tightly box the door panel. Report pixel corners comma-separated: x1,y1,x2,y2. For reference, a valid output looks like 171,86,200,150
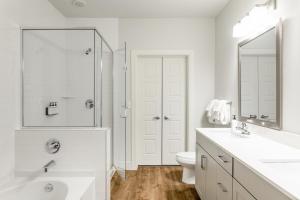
162,56,186,165
216,164,232,200
113,43,127,179
258,56,276,121
195,144,206,199
205,152,217,200
240,56,259,119
136,56,162,165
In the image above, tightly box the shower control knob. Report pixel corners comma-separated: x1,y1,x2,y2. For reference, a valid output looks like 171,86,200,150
46,139,61,154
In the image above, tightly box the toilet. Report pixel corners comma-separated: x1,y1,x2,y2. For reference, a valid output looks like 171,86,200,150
176,152,196,184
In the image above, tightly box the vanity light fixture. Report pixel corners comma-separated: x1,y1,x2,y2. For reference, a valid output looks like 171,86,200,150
233,0,279,38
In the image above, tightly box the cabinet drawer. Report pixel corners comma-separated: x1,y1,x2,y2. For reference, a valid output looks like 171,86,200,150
233,179,256,200
234,160,290,200
197,132,233,175
216,164,232,200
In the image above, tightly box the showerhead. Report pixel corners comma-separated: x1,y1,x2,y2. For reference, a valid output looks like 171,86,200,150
85,48,92,55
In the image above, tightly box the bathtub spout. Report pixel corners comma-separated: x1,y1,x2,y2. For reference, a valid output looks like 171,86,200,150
43,160,56,173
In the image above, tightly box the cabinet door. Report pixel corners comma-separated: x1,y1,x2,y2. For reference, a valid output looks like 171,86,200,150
216,164,232,200
233,179,256,200
195,144,206,199
205,152,217,200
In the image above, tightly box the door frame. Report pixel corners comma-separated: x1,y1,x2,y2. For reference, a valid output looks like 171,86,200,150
131,50,194,170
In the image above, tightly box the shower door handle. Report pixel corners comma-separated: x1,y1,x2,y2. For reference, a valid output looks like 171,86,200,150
164,116,169,120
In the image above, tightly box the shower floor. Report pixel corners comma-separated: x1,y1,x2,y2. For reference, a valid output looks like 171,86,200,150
111,166,200,200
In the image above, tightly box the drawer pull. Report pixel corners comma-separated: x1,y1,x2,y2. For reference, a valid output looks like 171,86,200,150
200,155,206,170
217,182,228,193
218,155,229,163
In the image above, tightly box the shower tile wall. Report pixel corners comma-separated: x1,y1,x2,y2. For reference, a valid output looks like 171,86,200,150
65,30,95,126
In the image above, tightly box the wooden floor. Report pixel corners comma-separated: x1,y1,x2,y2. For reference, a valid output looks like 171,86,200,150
111,166,200,200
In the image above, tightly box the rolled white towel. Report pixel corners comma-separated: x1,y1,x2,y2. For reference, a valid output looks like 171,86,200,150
206,99,231,125
206,99,218,118
219,100,231,125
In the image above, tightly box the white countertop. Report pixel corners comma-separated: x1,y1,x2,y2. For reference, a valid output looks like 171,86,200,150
196,128,300,200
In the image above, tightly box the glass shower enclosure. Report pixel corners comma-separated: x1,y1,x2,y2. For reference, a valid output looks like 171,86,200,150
22,28,112,127
21,28,126,178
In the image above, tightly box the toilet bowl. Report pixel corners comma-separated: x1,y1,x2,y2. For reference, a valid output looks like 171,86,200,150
176,152,195,184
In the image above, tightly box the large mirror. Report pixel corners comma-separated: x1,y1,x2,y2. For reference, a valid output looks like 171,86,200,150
238,23,282,129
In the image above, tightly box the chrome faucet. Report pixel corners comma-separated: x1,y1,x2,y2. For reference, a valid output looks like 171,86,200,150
43,160,56,173
236,122,250,135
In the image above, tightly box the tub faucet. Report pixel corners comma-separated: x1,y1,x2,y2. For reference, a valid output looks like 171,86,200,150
43,160,56,173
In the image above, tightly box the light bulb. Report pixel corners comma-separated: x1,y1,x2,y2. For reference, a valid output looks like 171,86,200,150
232,4,279,38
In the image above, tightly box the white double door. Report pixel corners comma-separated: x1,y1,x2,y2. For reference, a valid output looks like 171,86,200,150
136,55,186,165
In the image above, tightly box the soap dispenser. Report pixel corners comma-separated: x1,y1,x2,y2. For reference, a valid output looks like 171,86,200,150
46,102,59,116
231,115,237,134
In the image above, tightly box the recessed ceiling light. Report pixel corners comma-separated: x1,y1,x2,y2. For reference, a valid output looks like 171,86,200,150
72,0,87,7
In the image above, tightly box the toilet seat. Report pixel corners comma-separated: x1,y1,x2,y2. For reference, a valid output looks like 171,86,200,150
176,152,195,165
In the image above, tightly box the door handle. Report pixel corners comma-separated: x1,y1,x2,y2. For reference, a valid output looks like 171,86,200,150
153,116,161,120
217,182,228,193
217,155,229,163
200,155,206,170
164,116,169,120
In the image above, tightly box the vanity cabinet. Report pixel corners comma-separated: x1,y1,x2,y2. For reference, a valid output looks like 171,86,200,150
196,129,292,200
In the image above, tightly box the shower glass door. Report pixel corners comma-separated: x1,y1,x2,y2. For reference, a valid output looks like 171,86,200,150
22,29,95,127
113,43,127,179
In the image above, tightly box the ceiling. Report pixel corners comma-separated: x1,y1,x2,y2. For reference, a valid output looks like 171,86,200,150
49,0,230,18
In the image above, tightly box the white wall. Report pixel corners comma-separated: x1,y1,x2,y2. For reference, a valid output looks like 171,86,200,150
119,18,215,167
215,0,300,134
66,18,119,50
0,0,66,184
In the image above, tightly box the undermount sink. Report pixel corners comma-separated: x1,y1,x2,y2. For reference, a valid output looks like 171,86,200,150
260,158,300,163
260,161,300,176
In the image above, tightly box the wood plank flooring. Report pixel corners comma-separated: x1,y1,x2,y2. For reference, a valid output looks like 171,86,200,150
111,166,200,200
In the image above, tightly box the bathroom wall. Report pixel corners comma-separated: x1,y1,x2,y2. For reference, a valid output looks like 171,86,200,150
0,0,66,184
66,18,119,50
119,18,215,168
215,0,300,135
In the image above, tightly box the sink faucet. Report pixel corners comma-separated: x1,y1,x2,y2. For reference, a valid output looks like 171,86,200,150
43,160,56,173
236,122,250,135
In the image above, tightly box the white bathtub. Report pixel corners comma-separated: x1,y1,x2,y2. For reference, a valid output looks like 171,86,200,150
0,177,95,200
